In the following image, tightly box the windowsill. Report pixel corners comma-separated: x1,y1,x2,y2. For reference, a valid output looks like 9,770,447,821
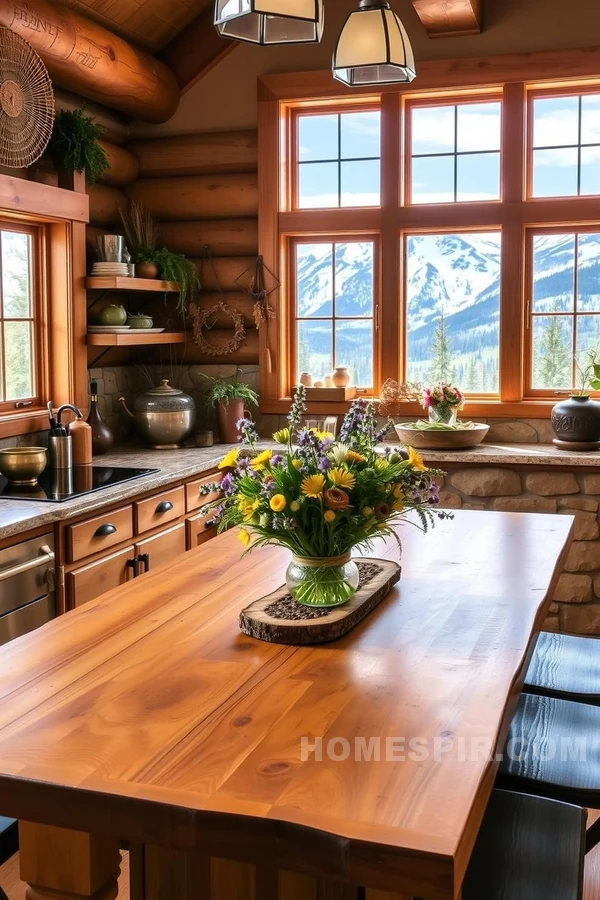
0,409,49,440
260,399,560,419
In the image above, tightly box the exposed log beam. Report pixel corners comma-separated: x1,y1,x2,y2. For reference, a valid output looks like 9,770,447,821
0,0,180,122
412,0,482,37
160,3,238,94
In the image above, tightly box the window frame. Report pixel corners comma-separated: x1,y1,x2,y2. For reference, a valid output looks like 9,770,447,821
288,233,381,393
258,48,600,417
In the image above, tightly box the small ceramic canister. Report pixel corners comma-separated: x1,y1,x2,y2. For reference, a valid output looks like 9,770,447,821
299,372,313,387
324,375,333,388
314,380,323,388
332,366,350,387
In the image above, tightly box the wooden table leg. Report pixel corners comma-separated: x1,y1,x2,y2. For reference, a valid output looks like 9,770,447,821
19,822,121,900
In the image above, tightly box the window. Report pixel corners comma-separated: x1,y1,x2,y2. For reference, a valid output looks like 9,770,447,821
258,53,600,415
529,231,600,391
409,100,501,204
405,232,501,393
295,109,381,208
0,225,39,410
294,239,375,389
531,92,600,198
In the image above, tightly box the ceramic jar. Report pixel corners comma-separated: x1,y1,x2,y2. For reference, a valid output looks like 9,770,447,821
136,261,159,279
332,366,350,387
98,304,127,326
299,372,313,387
128,313,153,329
551,395,600,443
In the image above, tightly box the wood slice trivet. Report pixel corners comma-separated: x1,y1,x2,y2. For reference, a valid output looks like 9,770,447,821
239,558,401,645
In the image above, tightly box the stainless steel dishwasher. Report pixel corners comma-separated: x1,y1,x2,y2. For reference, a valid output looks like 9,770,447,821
0,535,56,646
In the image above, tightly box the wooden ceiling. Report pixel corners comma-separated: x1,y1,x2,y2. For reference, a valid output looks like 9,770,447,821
64,0,213,51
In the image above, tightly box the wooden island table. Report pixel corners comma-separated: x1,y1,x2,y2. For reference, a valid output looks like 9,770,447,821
0,510,573,900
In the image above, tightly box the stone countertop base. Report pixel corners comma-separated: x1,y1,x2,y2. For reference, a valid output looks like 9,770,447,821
1,440,600,540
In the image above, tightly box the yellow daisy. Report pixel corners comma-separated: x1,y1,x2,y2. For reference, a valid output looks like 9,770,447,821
250,449,273,471
218,449,239,469
324,510,336,523
238,527,251,547
408,446,428,472
301,473,326,498
270,494,287,512
346,450,366,464
328,467,356,489
273,427,290,444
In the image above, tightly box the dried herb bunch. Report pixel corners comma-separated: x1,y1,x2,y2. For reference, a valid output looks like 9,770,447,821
378,379,423,417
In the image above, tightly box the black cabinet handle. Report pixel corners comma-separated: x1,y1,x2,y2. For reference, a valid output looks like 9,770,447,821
155,500,174,514
138,553,150,573
94,523,117,538
204,518,217,529
126,557,140,578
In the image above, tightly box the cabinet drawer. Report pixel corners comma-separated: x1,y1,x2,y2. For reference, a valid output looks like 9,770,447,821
67,506,133,563
186,509,219,548
134,486,185,534
67,546,136,608
136,524,186,573
185,472,223,513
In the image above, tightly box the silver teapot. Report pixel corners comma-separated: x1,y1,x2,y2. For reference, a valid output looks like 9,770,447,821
119,380,196,449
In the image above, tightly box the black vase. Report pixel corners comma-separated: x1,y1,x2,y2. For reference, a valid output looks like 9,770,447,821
551,395,600,442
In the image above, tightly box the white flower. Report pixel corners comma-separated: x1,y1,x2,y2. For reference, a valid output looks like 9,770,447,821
330,443,351,464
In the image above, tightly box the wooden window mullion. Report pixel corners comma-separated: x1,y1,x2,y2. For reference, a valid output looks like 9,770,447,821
380,91,401,388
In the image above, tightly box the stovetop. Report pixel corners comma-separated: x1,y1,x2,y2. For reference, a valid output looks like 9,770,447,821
0,466,160,503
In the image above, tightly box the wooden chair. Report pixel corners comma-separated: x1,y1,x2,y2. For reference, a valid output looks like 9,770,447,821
497,692,600,852
0,817,18,900
524,632,600,706
462,789,586,900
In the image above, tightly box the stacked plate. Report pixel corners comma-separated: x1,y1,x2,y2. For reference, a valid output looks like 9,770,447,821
91,262,130,277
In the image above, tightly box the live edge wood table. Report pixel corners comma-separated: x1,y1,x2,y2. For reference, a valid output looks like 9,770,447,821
0,511,574,900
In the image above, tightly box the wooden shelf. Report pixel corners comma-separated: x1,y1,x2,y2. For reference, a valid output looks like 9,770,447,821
85,277,179,292
86,332,186,347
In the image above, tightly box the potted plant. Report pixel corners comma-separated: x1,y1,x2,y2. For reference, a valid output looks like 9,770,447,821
203,369,258,444
198,387,450,608
422,382,465,425
46,108,109,184
551,350,600,447
120,202,199,311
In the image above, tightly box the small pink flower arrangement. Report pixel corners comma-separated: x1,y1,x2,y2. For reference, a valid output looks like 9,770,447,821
423,382,465,425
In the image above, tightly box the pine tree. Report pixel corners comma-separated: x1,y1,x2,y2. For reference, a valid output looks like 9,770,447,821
465,356,479,392
429,311,456,382
536,317,571,389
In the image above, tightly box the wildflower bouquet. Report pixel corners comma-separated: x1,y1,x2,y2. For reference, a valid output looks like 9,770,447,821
200,387,450,607
422,382,465,425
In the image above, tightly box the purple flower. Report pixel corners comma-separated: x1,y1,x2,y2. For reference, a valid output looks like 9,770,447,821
220,473,236,495
318,456,331,472
270,454,284,466
236,417,259,446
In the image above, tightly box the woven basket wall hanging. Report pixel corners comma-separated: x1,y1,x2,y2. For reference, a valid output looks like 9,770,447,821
0,27,54,168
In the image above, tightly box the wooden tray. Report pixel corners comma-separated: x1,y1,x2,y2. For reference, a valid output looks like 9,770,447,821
239,558,401,644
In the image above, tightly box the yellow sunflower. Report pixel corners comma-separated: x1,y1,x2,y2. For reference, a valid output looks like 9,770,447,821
270,494,287,512
273,427,290,444
408,446,428,472
250,449,273,471
301,473,326,498
218,449,239,469
328,467,356,489
346,450,366,464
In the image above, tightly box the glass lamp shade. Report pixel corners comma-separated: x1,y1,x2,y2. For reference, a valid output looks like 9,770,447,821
333,0,416,86
215,0,324,45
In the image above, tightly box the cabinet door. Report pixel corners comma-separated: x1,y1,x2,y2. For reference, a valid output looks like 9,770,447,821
67,546,136,609
186,509,219,549
136,523,186,575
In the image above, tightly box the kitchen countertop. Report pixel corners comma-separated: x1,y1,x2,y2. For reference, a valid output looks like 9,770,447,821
0,440,598,540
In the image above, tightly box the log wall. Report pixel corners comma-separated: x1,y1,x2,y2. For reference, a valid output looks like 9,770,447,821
87,129,260,366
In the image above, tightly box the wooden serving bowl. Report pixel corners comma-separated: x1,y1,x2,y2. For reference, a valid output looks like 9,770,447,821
394,422,490,450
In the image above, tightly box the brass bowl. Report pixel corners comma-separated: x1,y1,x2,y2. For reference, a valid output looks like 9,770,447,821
0,447,47,484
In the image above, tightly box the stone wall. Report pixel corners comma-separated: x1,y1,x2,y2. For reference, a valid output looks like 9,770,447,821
437,465,600,636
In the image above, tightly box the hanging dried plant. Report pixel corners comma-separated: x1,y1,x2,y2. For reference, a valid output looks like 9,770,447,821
378,379,423,416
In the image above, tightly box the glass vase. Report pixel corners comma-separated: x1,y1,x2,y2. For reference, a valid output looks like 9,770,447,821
428,404,458,426
286,554,360,607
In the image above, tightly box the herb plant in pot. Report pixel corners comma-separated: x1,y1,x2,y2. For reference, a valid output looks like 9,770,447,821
46,108,109,184
203,370,258,444
551,350,600,449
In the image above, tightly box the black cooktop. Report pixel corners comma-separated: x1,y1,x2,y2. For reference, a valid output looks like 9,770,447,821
0,466,160,503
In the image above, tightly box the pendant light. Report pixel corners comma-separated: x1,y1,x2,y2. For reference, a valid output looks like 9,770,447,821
215,0,324,45
332,0,416,86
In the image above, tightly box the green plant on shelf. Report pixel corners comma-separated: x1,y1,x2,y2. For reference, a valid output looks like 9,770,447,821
46,108,109,185
202,370,259,408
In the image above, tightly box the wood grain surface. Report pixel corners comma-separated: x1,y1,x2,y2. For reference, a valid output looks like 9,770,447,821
0,511,573,900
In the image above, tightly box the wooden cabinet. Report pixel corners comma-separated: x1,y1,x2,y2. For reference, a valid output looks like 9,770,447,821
136,524,186,574
66,505,133,563
185,472,223,513
67,546,136,607
186,509,218,549
134,486,185,534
